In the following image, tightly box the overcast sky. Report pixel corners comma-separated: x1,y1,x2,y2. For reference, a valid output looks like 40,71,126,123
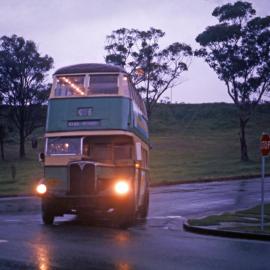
0,0,269,103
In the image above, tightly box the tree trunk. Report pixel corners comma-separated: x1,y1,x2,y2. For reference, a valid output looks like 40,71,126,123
239,118,249,161
0,140,4,160
19,128,25,158
147,107,151,120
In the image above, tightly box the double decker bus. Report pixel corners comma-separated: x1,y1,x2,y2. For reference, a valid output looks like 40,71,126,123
36,63,150,228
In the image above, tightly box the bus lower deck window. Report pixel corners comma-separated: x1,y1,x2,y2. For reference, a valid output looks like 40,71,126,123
47,137,81,155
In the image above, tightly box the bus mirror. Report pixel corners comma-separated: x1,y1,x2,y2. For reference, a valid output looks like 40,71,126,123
135,142,142,161
38,152,45,163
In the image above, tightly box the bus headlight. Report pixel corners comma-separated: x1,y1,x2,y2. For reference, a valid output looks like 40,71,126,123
114,180,130,195
36,184,47,195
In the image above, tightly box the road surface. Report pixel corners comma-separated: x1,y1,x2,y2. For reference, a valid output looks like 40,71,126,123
0,178,270,270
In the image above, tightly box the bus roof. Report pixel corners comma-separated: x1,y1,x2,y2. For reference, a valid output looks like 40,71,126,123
54,63,127,75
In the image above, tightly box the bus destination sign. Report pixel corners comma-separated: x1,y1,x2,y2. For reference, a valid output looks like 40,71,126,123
67,120,100,128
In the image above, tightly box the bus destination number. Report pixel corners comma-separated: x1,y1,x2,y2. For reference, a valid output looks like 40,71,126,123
77,107,93,116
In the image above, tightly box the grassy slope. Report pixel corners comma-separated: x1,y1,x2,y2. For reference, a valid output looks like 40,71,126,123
0,132,44,195
149,103,270,184
0,103,269,195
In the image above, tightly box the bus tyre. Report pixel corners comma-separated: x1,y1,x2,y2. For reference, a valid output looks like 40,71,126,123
118,201,136,229
119,212,135,229
42,210,55,225
41,198,55,225
140,191,149,219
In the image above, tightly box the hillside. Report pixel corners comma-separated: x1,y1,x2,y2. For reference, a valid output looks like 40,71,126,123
149,103,270,184
0,103,270,194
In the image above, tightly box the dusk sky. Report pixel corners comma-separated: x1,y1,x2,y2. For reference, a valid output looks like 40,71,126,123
0,0,269,103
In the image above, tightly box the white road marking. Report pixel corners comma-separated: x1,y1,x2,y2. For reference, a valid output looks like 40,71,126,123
167,216,184,219
147,216,183,219
0,240,8,243
4,219,20,222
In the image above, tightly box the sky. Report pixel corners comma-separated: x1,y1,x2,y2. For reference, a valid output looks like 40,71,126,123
0,0,269,103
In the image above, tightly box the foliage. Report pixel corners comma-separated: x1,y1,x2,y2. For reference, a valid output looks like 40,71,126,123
0,124,6,160
105,28,192,117
195,1,270,161
0,35,53,158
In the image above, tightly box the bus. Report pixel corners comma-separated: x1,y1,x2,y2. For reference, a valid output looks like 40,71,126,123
36,63,150,228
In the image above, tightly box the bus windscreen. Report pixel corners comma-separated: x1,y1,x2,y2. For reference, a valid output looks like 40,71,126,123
88,75,118,94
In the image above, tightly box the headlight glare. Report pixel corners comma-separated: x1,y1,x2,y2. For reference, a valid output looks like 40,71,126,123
36,184,47,194
114,180,130,195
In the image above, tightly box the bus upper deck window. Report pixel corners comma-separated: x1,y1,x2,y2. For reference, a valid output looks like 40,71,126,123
55,76,86,97
88,75,118,95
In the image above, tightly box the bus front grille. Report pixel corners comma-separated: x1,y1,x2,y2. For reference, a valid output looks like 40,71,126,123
69,163,95,195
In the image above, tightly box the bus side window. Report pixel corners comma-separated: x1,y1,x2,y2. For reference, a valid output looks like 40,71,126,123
122,75,130,97
128,79,147,118
142,148,145,167
129,81,134,100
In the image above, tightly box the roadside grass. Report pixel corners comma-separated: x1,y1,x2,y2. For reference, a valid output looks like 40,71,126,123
0,139,44,195
188,204,270,234
0,103,270,195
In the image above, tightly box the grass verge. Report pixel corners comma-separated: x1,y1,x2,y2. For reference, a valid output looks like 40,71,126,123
0,140,43,196
188,204,270,234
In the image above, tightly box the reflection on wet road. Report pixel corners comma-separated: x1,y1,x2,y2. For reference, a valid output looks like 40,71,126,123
151,178,270,218
0,178,270,270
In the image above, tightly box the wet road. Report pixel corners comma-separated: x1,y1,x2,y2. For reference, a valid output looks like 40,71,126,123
0,178,270,270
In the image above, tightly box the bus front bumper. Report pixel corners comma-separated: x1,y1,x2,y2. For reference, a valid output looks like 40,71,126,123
41,193,134,218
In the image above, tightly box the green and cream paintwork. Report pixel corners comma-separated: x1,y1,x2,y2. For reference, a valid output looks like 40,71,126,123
40,63,150,225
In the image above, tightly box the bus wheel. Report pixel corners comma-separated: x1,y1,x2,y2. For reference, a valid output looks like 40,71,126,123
140,191,149,219
118,201,136,229
41,198,55,225
42,210,55,225
118,213,135,229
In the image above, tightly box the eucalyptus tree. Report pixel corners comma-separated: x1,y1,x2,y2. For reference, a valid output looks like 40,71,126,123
0,35,53,158
0,124,5,160
196,1,270,161
105,28,192,117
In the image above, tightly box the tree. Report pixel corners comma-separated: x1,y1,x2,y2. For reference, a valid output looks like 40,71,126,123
195,1,270,161
105,28,192,117
0,35,53,158
0,99,5,160
0,124,6,160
